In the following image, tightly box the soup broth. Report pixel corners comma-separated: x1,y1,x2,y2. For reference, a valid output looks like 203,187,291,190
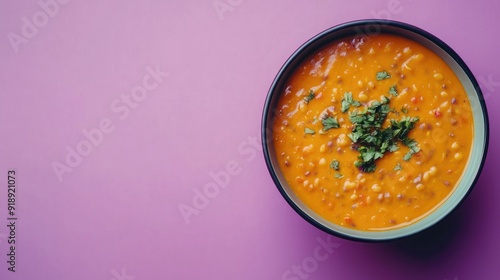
272,34,473,230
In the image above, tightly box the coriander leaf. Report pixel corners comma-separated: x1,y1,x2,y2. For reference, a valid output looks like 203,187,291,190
334,173,344,178
403,152,412,161
402,139,420,161
376,71,391,80
330,160,340,171
321,116,340,131
404,138,420,153
381,141,389,152
360,147,376,162
348,111,365,124
347,94,419,173
341,92,360,113
390,117,419,141
355,160,377,173
394,163,402,171
304,90,315,104
388,143,399,152
381,95,391,105
341,100,349,113
363,164,377,173
401,106,408,114
374,151,384,160
348,131,363,143
304,128,315,135
389,85,398,96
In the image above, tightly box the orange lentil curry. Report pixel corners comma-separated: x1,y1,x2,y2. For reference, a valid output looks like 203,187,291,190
273,34,473,230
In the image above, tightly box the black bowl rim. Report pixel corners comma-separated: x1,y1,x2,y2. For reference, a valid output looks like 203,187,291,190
261,19,490,242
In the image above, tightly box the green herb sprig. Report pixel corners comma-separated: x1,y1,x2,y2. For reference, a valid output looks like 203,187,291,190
376,71,391,80
304,128,315,135
341,92,361,113
348,96,420,172
322,116,340,131
304,90,315,104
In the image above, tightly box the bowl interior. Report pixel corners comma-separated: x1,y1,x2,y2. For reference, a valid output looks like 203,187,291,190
262,20,488,241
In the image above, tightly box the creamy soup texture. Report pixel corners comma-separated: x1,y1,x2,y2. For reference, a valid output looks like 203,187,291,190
273,34,473,230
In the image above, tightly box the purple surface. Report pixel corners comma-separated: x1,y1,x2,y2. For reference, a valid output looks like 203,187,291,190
0,0,499,279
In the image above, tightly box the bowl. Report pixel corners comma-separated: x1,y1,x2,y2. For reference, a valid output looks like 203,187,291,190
261,19,489,241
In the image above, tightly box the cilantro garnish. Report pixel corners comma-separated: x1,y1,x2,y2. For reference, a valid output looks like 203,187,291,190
341,92,361,113
376,71,391,80
403,153,412,161
334,173,344,179
304,90,315,104
304,128,315,135
394,163,402,171
402,138,420,161
330,159,340,171
389,85,398,96
348,96,420,172
321,116,340,131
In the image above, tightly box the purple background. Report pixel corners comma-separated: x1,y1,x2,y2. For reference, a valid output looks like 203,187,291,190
0,0,499,279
